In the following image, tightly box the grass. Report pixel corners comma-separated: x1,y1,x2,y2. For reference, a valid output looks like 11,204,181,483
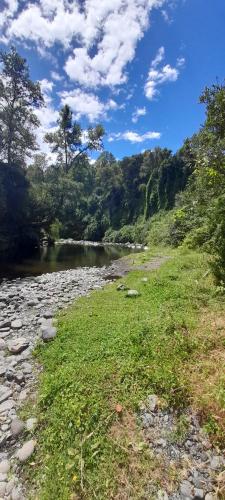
27,246,225,499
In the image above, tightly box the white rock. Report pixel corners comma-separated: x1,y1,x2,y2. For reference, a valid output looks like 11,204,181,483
26,417,37,432
16,439,36,462
11,319,23,329
126,289,140,297
0,459,10,474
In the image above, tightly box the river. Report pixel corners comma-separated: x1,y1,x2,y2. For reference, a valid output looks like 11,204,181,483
0,243,136,281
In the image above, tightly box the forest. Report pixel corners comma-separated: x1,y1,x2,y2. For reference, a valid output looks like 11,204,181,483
0,47,225,285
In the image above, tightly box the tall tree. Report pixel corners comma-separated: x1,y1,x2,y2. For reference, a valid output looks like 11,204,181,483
0,47,43,165
45,104,105,171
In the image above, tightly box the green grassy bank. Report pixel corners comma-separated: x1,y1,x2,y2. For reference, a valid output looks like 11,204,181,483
28,247,225,499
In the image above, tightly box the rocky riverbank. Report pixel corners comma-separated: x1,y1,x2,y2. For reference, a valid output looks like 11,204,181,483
0,266,108,499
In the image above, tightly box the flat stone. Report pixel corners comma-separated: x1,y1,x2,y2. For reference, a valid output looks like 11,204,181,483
210,455,222,470
11,418,25,437
0,399,15,413
41,326,57,342
194,489,204,499
16,439,36,462
0,320,11,329
141,277,148,283
11,319,23,329
0,365,6,377
8,337,29,354
0,481,6,496
0,339,6,349
0,459,10,474
126,289,140,297
180,480,193,497
26,417,37,432
0,385,12,404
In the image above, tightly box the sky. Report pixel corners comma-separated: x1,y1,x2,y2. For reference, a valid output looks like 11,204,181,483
0,0,225,161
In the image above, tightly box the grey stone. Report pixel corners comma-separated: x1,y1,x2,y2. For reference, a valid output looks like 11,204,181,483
0,481,6,496
0,338,6,350
0,459,10,474
0,365,6,377
26,417,37,432
126,289,140,297
210,455,222,470
0,472,7,481
41,326,57,342
0,385,12,404
0,320,11,329
180,480,193,497
193,489,204,499
11,418,25,437
16,439,36,462
11,319,23,329
11,487,25,500
117,283,128,291
0,399,15,413
8,337,29,354
205,494,216,500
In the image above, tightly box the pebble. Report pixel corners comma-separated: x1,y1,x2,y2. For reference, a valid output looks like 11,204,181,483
11,418,25,437
41,326,57,342
126,289,140,297
16,439,36,462
11,319,23,329
26,417,37,432
8,337,29,354
0,459,10,474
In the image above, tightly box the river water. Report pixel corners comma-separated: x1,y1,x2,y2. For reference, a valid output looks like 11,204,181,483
0,243,135,280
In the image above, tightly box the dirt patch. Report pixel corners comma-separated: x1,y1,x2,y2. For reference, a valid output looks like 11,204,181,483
105,255,170,279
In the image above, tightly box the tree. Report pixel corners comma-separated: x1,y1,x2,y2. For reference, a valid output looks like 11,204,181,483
45,104,105,171
0,47,43,165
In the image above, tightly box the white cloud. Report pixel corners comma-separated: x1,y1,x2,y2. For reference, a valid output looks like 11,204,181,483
144,47,184,99
1,0,166,88
176,56,185,67
132,106,147,123
51,71,63,82
59,89,118,122
108,130,161,143
151,46,165,68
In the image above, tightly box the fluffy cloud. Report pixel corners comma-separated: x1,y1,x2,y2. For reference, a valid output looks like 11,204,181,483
132,107,147,123
144,46,184,99
108,130,161,143
59,89,118,122
51,71,63,82
1,0,165,88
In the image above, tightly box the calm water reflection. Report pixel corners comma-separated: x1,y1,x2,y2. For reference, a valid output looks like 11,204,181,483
0,244,134,280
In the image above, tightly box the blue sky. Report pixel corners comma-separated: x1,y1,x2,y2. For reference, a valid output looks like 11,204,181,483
0,0,225,161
